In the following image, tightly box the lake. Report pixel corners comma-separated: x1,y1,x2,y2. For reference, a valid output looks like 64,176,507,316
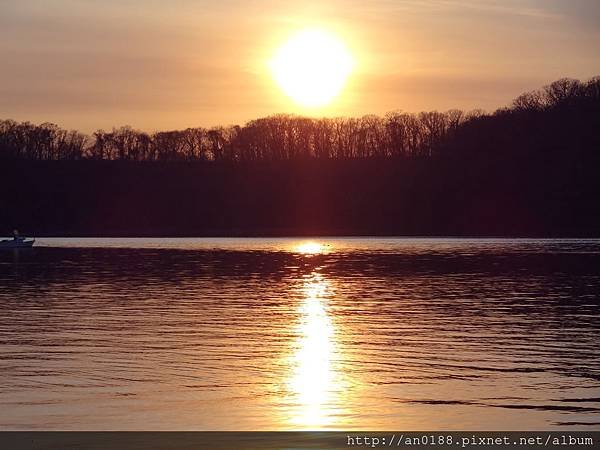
1,238,599,430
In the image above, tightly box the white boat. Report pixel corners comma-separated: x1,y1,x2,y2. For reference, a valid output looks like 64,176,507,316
0,238,35,249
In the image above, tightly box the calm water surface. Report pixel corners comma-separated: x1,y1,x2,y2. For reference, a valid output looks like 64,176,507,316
0,238,599,430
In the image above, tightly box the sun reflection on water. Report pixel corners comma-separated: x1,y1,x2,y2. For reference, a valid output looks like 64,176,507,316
294,241,327,255
289,272,340,428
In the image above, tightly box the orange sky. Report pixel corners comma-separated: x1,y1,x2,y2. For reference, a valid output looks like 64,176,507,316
1,0,600,133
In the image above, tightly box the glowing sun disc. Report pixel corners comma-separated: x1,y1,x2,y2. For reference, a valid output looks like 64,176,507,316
270,29,354,107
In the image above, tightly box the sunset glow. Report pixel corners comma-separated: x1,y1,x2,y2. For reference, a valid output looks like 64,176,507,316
2,2,599,131
270,29,354,108
3,0,600,441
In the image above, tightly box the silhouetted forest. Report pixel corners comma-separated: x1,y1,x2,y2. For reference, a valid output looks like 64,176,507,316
2,76,599,236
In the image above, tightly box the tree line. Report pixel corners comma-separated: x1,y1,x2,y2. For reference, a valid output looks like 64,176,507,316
1,76,598,162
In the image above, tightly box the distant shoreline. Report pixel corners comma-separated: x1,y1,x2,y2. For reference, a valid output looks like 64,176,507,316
5,235,600,240
3,77,600,238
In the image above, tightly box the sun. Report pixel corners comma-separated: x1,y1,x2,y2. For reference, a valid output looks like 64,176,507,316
270,29,354,108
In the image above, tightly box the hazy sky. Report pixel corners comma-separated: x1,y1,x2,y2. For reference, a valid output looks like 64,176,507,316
1,0,599,132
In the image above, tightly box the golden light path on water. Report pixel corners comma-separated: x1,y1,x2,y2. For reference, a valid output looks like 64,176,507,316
2,238,600,430
290,272,336,428
287,240,345,428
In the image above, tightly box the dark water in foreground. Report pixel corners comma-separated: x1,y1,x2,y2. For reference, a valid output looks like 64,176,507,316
0,238,599,430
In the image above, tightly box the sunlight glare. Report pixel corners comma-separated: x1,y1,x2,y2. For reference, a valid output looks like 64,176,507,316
290,273,337,427
295,241,325,255
270,29,354,108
